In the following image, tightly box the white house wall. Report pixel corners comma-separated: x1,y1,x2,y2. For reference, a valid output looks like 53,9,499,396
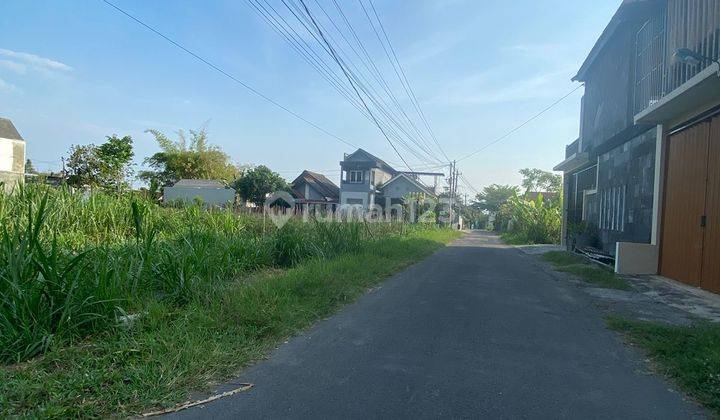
0,137,24,173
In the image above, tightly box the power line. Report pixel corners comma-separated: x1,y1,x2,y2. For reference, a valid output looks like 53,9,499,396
317,0,441,161
456,84,585,162
246,0,370,115
295,0,414,171
101,0,358,149
459,173,480,195
248,0,427,163
356,0,438,160
277,0,442,166
257,0,437,166
295,0,441,165
364,0,450,162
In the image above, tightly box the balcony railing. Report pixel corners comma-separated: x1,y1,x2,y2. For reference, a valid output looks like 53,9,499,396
634,0,720,115
634,13,667,115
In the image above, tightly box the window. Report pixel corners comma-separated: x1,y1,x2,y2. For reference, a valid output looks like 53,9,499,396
348,170,363,183
599,185,626,232
582,190,597,222
346,198,363,205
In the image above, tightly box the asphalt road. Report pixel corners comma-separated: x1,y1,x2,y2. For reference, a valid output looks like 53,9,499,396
170,231,705,419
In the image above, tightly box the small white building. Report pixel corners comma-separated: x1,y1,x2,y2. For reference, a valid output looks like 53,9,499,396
163,179,236,207
0,118,26,193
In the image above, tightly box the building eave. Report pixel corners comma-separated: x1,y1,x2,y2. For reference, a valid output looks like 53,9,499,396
553,152,590,173
573,0,660,82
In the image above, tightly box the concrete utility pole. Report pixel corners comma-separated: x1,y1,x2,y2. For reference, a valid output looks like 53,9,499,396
449,160,457,226
454,165,460,226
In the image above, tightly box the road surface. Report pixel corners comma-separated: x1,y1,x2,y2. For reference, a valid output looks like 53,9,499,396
170,231,704,419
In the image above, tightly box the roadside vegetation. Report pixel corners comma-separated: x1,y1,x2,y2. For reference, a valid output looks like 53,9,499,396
541,251,630,290
499,193,561,245
607,316,720,414
471,168,562,244
0,184,460,417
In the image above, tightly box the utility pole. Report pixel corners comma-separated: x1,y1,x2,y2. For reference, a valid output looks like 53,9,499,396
453,165,460,228
449,160,456,227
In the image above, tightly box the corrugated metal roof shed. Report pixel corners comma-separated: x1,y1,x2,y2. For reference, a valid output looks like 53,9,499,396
173,179,227,188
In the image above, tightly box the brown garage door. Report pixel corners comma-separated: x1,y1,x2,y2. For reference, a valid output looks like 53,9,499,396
702,116,720,293
660,114,720,293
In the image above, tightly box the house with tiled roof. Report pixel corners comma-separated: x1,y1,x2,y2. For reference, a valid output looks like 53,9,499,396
339,148,441,209
290,170,340,211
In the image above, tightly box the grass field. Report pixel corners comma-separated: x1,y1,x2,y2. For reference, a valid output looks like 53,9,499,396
541,251,631,290
607,316,720,414
0,185,460,417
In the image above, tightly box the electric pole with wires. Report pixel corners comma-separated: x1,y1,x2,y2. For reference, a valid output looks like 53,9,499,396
448,160,457,227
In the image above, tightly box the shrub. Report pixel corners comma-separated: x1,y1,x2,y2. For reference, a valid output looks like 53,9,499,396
501,193,561,244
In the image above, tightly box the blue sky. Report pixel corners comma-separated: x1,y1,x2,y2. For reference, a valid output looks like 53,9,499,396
0,0,619,195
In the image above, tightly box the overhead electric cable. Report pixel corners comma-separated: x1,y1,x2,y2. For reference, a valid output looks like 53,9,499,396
287,0,440,165
295,0,414,171
101,0,358,149
278,0,441,165
456,84,585,162
322,0,443,161
364,0,450,162
248,0,436,166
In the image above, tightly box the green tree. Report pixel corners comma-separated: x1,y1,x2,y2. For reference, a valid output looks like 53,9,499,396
67,144,102,187
98,135,134,190
66,135,134,190
472,184,520,214
519,168,562,194
24,159,37,174
139,127,239,194
233,165,289,205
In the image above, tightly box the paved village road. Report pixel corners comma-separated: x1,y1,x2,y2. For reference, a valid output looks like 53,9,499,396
170,231,705,419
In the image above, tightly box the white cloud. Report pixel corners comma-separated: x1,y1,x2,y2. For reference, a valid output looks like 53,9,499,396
429,66,576,106
502,43,587,69
0,48,73,73
0,59,27,74
0,77,19,93
401,30,468,67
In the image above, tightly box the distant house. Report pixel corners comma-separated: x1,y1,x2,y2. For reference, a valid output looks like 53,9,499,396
554,0,720,293
379,172,436,208
0,118,26,193
26,172,66,187
163,179,235,207
290,170,340,212
339,148,441,210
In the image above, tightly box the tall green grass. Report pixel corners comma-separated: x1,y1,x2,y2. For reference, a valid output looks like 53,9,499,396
1,228,459,417
0,185,430,364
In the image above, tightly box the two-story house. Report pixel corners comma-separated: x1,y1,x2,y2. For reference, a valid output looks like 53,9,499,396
556,0,720,293
0,117,26,193
339,148,438,210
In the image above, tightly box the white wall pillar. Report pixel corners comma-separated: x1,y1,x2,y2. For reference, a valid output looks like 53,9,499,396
651,124,665,246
